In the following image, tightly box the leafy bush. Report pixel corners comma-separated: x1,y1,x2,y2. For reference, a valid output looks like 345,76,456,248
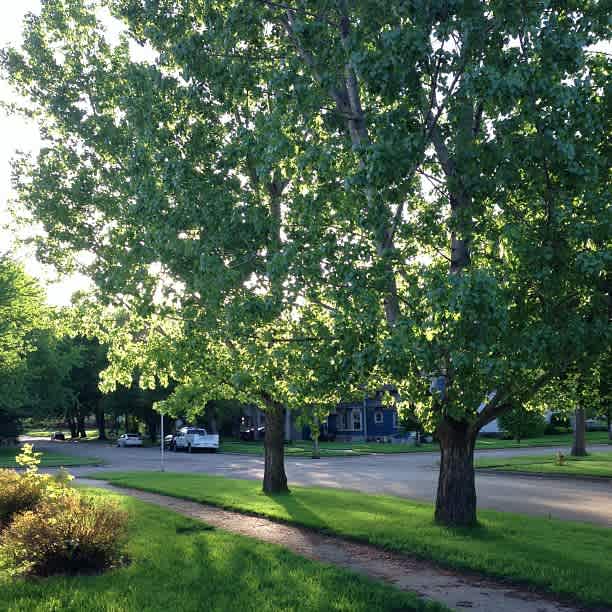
0,469,47,528
0,445,58,528
0,489,128,577
0,444,127,578
499,408,546,442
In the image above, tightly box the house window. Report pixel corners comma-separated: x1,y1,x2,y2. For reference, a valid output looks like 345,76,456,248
352,408,362,431
392,410,398,429
374,411,384,424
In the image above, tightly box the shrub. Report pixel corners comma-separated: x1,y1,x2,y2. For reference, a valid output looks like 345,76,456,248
0,469,47,528
498,408,546,442
0,444,70,529
0,489,128,577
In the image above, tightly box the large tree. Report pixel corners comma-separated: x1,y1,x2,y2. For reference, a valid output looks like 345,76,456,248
2,0,307,491
106,0,611,523
79,298,349,492
4,0,610,523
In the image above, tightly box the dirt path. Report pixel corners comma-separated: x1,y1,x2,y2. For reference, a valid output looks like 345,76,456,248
81,479,597,612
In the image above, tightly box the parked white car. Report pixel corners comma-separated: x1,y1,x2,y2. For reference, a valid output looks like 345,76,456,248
173,427,219,452
116,433,143,447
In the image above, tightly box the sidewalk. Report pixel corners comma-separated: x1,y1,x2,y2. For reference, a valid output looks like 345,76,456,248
81,479,596,612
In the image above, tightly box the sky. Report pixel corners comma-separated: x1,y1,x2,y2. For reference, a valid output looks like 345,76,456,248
0,0,92,306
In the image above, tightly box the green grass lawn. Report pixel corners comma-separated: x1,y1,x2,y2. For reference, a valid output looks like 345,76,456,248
220,431,611,457
474,430,610,450
0,489,444,612
0,448,103,468
476,451,612,478
221,440,371,456
93,471,612,607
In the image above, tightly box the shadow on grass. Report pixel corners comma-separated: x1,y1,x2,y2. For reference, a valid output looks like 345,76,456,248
262,489,332,532
92,472,612,606
1,494,442,612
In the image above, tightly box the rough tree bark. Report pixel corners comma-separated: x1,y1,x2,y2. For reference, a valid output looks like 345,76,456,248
67,416,77,439
311,417,321,459
262,398,289,494
435,419,478,526
571,407,587,456
77,415,87,438
95,402,107,440
147,417,157,444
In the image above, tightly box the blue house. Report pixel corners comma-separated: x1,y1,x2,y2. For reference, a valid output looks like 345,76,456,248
240,391,401,442
324,392,400,442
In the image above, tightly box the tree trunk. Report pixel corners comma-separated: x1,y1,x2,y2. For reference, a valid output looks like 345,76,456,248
208,411,218,434
67,417,77,439
96,403,107,440
125,413,130,433
77,415,86,438
571,407,587,456
262,399,289,494
312,435,320,459
148,415,157,443
310,415,321,459
312,433,320,459
435,420,478,527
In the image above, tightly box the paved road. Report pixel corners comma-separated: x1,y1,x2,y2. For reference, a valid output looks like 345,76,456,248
31,439,612,526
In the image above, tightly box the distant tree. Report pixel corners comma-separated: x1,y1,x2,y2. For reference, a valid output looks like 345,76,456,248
498,407,546,444
24,328,83,433
0,256,49,434
67,337,108,439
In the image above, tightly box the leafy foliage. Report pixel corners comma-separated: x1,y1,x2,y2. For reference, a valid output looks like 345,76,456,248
0,489,128,577
0,469,47,528
0,257,49,416
0,445,66,527
498,407,546,442
0,445,127,577
3,0,610,519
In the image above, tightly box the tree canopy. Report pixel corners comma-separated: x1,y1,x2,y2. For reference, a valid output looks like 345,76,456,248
3,0,610,522
0,255,49,417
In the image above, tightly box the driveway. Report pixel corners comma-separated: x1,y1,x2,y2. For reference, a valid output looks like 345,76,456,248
32,439,612,527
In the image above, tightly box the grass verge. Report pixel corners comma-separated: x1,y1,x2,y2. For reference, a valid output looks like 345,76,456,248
93,471,612,607
0,448,103,468
220,431,611,457
220,440,369,456
476,451,612,478
0,488,444,612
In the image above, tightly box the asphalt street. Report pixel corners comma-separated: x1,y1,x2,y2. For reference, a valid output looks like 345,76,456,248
32,438,612,526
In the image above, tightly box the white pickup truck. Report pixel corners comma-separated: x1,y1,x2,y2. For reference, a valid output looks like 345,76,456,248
173,427,219,453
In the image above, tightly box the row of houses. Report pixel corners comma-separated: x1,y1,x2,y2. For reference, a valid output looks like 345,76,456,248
240,388,504,442
242,390,406,442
